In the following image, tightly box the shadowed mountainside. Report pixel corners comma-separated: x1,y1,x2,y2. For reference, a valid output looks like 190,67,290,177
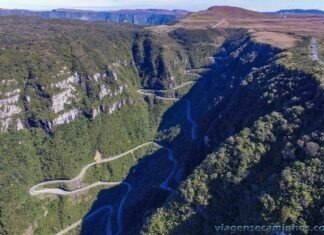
0,6,323,235
143,30,324,235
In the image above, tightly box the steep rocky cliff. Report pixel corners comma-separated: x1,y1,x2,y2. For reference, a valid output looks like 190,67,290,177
0,17,221,235
0,17,222,134
0,9,189,25
143,31,324,235
0,16,322,235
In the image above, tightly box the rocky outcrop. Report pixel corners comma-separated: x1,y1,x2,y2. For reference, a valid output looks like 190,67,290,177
0,94,20,105
113,84,127,96
107,99,128,115
99,78,128,100
91,106,102,119
1,67,129,132
91,98,132,119
50,73,79,113
0,79,17,86
0,104,21,118
91,73,101,82
49,108,81,128
16,119,24,131
112,72,118,80
51,73,79,90
88,71,128,101
0,89,21,97
51,89,75,113
0,116,23,132
46,70,129,128
99,85,111,100
0,89,23,132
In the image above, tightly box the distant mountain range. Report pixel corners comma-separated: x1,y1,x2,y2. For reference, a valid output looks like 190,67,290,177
275,9,324,15
0,8,189,25
1,7,324,26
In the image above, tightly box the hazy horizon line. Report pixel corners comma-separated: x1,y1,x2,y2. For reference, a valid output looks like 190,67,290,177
1,5,324,13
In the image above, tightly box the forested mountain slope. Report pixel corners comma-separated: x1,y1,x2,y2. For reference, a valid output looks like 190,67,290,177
143,31,324,235
0,17,221,234
0,14,322,235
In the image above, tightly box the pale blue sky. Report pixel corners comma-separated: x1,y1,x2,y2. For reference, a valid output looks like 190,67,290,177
0,0,323,12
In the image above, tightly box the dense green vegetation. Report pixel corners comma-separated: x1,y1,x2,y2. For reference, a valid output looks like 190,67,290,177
143,31,324,235
169,28,225,68
83,144,159,183
0,16,322,235
279,37,324,83
0,104,153,234
0,16,224,234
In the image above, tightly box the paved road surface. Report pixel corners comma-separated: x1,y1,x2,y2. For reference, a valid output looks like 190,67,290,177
138,88,198,140
311,38,324,65
30,81,199,234
34,37,324,234
56,205,113,235
115,183,131,235
29,142,155,196
30,142,180,235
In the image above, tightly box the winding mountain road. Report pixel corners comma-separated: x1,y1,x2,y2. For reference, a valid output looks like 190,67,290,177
158,146,177,191
30,80,199,235
56,205,113,235
137,80,196,95
30,181,121,196
30,142,156,196
115,183,131,235
184,70,202,78
29,142,176,234
137,84,198,140
29,143,181,235
311,38,324,65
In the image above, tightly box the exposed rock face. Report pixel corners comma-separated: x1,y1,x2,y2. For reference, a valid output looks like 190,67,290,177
0,94,20,105
91,107,102,119
108,99,128,115
91,73,101,82
0,89,21,97
0,118,14,132
0,9,189,26
0,89,23,132
114,84,127,96
52,89,75,113
99,84,111,100
89,71,127,100
50,73,79,113
91,98,131,119
42,70,129,129
25,96,31,103
0,104,21,117
100,84,127,99
51,73,79,90
50,108,81,127
1,62,129,133
1,79,17,85
16,119,24,131
112,72,118,80
23,68,132,131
